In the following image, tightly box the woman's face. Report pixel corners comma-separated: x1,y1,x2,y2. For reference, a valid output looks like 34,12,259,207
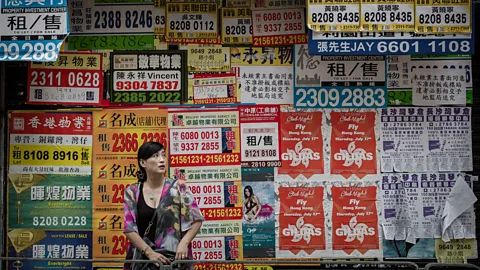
244,188,250,198
143,149,167,175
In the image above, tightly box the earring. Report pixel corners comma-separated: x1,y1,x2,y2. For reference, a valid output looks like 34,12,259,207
136,170,145,180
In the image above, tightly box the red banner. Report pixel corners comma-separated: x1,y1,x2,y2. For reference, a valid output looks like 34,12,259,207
331,186,379,255
279,111,323,179
330,112,377,179
279,186,325,255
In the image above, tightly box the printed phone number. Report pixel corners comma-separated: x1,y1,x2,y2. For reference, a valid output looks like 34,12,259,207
261,22,303,33
189,184,222,194
242,160,282,168
112,91,181,103
170,154,240,165
16,150,81,161
311,12,359,23
253,34,307,46
192,251,224,260
194,195,223,206
201,207,242,220
115,80,179,91
0,42,60,61
30,70,101,88
111,132,167,153
179,142,220,152
32,216,88,227
68,36,151,50
295,88,386,108
244,149,277,158
195,264,243,270
418,13,468,25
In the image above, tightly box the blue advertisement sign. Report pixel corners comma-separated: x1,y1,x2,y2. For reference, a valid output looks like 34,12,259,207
7,230,92,269
308,30,474,55
0,0,69,61
294,45,387,108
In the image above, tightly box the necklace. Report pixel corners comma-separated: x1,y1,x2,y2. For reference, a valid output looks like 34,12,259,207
149,194,154,200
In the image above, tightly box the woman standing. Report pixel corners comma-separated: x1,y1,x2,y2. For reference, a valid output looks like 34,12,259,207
123,142,204,269
243,185,261,222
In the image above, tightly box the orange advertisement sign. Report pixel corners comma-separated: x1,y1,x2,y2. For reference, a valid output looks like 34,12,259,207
331,186,379,254
279,111,324,179
330,112,377,179
278,186,325,255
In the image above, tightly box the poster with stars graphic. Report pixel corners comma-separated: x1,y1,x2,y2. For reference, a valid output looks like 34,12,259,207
110,51,187,104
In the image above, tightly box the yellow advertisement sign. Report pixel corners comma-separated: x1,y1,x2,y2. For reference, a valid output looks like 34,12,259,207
230,47,293,66
307,0,360,32
415,0,471,33
188,44,231,72
435,238,476,263
360,0,414,31
222,8,253,45
166,3,219,40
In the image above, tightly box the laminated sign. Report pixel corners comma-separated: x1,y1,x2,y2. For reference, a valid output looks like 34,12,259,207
0,0,69,61
330,111,377,179
294,45,387,108
415,0,471,33
27,52,104,106
110,51,187,104
360,0,415,32
307,0,360,32
165,3,219,41
68,0,156,50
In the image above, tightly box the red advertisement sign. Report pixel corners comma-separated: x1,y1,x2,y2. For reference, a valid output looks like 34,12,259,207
331,186,379,254
279,186,325,255
330,112,377,179
279,111,323,179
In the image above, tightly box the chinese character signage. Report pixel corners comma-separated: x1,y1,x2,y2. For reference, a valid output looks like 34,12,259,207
308,30,474,55
110,51,187,104
307,0,360,32
92,109,168,262
0,0,69,61
222,8,253,45
169,108,243,239
294,45,387,108
252,8,307,46
415,0,471,33
7,230,92,269
165,3,219,41
27,52,104,106
192,73,237,104
240,105,281,168
231,47,294,105
68,0,155,50
9,112,93,175
360,0,415,32
187,44,231,72
8,174,92,230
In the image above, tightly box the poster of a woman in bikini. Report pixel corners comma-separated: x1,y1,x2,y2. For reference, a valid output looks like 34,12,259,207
243,185,261,222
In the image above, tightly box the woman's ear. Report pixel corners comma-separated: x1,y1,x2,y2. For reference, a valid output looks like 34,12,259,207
139,159,146,168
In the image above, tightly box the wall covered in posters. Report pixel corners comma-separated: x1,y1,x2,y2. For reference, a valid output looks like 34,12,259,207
3,0,477,267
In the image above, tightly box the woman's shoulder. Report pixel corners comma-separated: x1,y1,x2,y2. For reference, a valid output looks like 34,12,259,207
125,182,140,193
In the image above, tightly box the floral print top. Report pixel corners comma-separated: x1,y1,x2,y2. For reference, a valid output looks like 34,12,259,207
123,178,204,266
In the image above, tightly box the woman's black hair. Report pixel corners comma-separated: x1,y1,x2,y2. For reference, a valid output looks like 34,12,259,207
244,185,253,199
136,141,165,182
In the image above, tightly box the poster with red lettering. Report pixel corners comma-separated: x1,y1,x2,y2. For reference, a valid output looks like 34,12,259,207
279,111,323,179
331,186,379,255
279,186,325,255
330,111,377,179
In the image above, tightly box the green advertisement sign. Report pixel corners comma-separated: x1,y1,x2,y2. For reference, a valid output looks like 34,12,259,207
8,174,93,229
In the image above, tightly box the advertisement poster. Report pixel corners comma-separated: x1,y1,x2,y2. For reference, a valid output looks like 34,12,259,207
331,186,379,254
187,44,231,73
307,0,360,32
381,174,408,241
330,111,377,179
169,109,242,238
92,109,168,261
240,105,281,168
222,8,253,45
8,174,92,230
380,107,428,173
294,45,387,108
242,168,276,258
165,3,219,40
68,0,155,50
7,230,92,270
27,52,104,105
279,186,326,255
412,69,466,106
426,107,472,172
360,0,415,32
230,47,294,105
0,0,69,61
278,109,324,179
191,236,243,260
9,112,93,175
110,51,187,104
193,73,237,104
